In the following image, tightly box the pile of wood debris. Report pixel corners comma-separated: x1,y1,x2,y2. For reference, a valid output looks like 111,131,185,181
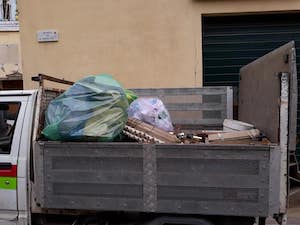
123,118,271,145
123,118,180,144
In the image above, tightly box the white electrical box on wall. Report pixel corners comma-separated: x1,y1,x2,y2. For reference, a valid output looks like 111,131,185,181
37,30,59,42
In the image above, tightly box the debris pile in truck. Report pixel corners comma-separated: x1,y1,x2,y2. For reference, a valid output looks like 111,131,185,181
206,129,260,142
180,119,264,144
223,119,254,131
205,119,264,144
123,118,180,143
122,117,267,145
40,74,270,145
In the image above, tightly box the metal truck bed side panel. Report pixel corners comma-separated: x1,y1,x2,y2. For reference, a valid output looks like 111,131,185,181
35,142,144,211
239,41,297,146
239,41,298,213
131,87,233,129
34,142,278,217
155,144,276,216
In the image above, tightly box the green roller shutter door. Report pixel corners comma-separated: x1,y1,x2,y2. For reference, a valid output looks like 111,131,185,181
202,13,300,157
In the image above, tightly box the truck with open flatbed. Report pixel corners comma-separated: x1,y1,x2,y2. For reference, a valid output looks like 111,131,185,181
0,42,298,225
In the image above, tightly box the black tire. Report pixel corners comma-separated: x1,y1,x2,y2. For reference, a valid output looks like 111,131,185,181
258,217,266,225
145,216,214,225
196,219,214,225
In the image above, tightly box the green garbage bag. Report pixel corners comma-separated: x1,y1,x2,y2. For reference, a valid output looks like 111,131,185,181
125,89,138,104
42,74,129,141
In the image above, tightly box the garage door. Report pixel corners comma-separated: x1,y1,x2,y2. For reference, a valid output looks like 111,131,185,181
202,13,300,159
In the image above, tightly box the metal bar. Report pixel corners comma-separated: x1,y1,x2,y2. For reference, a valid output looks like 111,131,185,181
226,86,233,119
31,74,74,87
268,146,281,214
132,87,228,96
279,72,289,213
165,103,226,111
143,144,157,212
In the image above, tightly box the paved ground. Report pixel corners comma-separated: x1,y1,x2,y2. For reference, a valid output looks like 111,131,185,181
263,208,300,224
266,208,300,225
266,218,300,225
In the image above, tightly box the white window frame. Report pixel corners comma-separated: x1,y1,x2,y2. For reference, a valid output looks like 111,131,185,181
0,0,19,32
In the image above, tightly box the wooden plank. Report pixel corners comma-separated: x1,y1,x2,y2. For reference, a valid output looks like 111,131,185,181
126,118,180,144
207,129,260,142
210,139,269,145
32,73,74,87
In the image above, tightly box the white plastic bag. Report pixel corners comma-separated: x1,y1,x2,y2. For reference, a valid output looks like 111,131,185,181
128,97,174,132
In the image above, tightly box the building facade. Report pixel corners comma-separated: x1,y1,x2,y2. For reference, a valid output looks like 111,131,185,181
0,0,22,90
18,0,300,184
18,0,300,89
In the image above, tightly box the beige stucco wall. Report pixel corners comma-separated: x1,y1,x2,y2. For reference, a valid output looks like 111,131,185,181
19,0,300,89
0,32,19,45
0,31,21,73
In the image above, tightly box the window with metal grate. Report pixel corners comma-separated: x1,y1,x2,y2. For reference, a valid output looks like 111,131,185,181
0,0,18,31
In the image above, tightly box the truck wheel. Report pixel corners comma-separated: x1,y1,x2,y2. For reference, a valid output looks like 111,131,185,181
72,216,104,225
195,219,214,225
145,216,214,225
32,215,46,225
258,217,266,225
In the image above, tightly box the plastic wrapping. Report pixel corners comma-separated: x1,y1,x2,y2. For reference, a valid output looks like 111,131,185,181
42,75,129,141
127,97,174,132
125,89,138,104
